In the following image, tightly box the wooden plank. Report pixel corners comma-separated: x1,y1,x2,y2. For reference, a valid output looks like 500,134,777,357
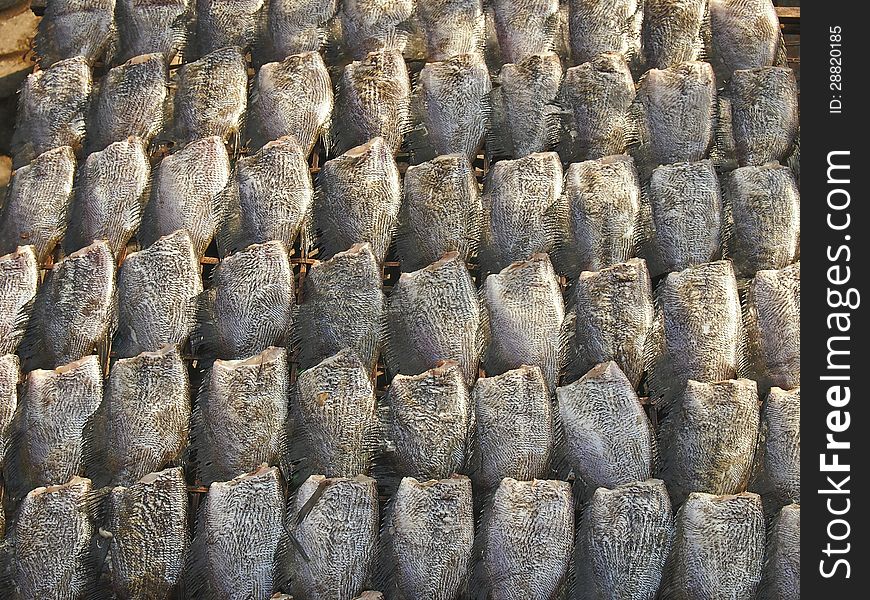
776,7,800,22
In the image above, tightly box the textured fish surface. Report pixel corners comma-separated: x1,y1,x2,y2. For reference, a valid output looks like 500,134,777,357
709,0,782,84
265,0,338,59
248,52,334,155
297,243,384,372
0,354,19,467
335,49,411,155
64,137,150,257
743,263,800,393
384,362,472,479
750,386,800,515
0,246,38,355
573,479,674,600
290,474,380,600
479,152,564,275
730,66,799,166
195,0,265,57
482,478,573,599
0,146,75,264
472,365,553,492
196,240,294,360
384,476,474,600
97,346,190,486
557,361,654,494
562,154,640,275
314,137,402,265
384,253,481,386
659,492,765,599
114,230,202,358
87,53,168,153
173,47,248,146
23,241,115,370
417,0,484,60
35,0,116,68
566,258,654,388
757,503,800,600
560,53,635,162
396,154,481,272
139,136,231,259
115,0,194,63
642,0,709,69
491,0,560,63
723,163,800,278
106,468,189,600
568,0,644,72
657,378,759,506
8,476,95,600
338,0,414,59
11,56,91,169
193,347,289,484
294,349,379,478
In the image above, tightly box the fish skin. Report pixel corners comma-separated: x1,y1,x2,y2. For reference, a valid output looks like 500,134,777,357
264,0,338,60
173,47,248,146
417,0,484,61
115,0,194,63
88,53,168,153
293,349,379,478
568,0,644,72
314,137,402,265
290,474,380,600
482,478,574,599
657,378,759,506
384,253,482,387
8,476,95,600
566,258,654,388
573,479,674,600
0,146,75,263
0,354,19,470
659,492,765,600
195,0,265,57
106,467,189,600
750,386,800,516
22,241,115,371
296,243,384,372
385,476,474,600
114,230,202,358
709,0,782,84
472,365,553,492
0,246,38,355
642,0,709,70
723,163,800,278
11,56,91,169
34,0,116,68
64,137,150,257
338,0,414,60
139,136,231,259
730,66,799,166
248,51,334,155
757,503,799,600
479,151,564,275
193,347,289,485
491,0,560,64
335,49,411,155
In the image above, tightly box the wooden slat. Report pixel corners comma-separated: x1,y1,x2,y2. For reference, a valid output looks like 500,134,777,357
776,7,800,23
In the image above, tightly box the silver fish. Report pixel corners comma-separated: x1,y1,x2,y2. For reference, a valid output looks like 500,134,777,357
709,0,783,84
0,354,19,469
34,0,116,68
417,0,484,61
195,0,265,57
338,0,414,59
491,0,560,64
642,0,710,70
730,66,799,166
264,0,338,59
115,0,194,63
0,246,38,355
568,0,644,72
750,386,800,515
757,503,800,600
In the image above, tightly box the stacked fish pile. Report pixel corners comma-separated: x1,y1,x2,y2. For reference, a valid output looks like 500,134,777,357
0,0,799,599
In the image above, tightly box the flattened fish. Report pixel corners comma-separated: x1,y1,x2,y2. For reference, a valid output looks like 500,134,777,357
11,56,91,168
385,476,474,600
115,0,194,63
491,0,560,63
293,349,379,478
730,66,799,166
574,480,674,600
557,361,654,494
139,136,231,259
290,475,379,600
482,478,573,599
479,152,564,275
264,0,338,59
0,146,75,263
88,53,168,152
296,243,384,372
0,354,19,467
338,0,414,59
114,230,202,358
709,0,782,84
384,253,481,386
750,386,800,515
643,0,709,70
314,137,402,265
659,492,765,599
64,137,150,257
568,0,644,71
758,503,799,600
472,365,553,492
657,378,759,506
195,0,265,57
418,0,484,61
723,163,800,278
35,0,116,68
565,258,654,388
106,467,188,600
0,246,38,355
193,347,289,484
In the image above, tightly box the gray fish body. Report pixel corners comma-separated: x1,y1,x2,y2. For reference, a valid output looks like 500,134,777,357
0,246,38,355
709,0,781,84
574,480,674,600
659,492,765,600
265,0,338,59
750,386,800,515
0,146,75,263
88,53,168,153
338,0,414,59
194,347,289,484
730,66,799,166
418,0,484,61
11,56,91,169
657,378,759,506
384,253,482,386
568,0,643,72
195,0,265,57
491,0,560,64
115,0,194,63
64,137,150,257
0,354,19,468
758,503,800,600
35,0,116,68
140,136,231,259
643,0,709,69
